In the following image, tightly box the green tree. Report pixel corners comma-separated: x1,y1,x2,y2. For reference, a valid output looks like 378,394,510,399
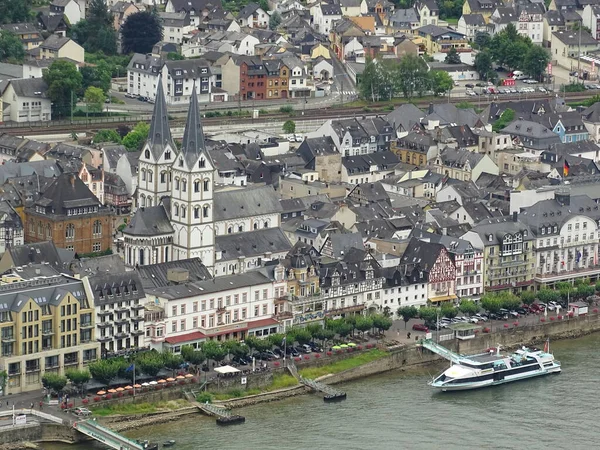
355,316,373,336
418,307,438,324
500,294,521,311
474,32,491,50
0,0,31,24
122,122,150,151
135,351,163,377
430,70,454,96
202,340,227,367
162,351,183,375
94,28,118,55
121,11,163,54
94,129,121,144
84,86,105,113
65,369,91,391
444,47,461,64
253,338,273,353
441,304,458,319
267,333,285,348
42,373,67,393
167,52,185,60
244,336,259,354
458,300,479,316
0,30,25,63
314,327,335,347
520,291,537,306
522,45,550,81
43,60,83,119
397,306,419,328
282,120,296,134
290,327,312,346
474,50,493,80
371,314,392,334
88,359,120,385
492,108,515,133
397,54,429,99
269,11,281,30
576,285,595,301
537,289,561,304
222,340,241,360
480,294,503,314
181,345,205,374
81,63,112,93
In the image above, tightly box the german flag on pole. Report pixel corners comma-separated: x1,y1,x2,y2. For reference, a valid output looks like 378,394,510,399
563,160,570,178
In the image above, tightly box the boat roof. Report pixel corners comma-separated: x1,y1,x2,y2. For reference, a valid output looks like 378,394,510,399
463,353,505,363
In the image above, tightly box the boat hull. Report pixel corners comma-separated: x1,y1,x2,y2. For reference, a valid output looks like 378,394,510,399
431,364,561,392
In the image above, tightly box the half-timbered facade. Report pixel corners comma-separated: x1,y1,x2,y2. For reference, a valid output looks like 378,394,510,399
400,238,457,304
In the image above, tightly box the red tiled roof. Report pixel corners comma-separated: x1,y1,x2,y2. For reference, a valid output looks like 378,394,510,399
164,331,206,344
247,318,279,329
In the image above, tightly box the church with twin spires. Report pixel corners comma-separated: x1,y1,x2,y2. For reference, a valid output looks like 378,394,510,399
123,79,216,270
122,80,288,275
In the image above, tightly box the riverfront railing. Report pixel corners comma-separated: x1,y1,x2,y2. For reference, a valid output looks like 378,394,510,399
419,339,463,364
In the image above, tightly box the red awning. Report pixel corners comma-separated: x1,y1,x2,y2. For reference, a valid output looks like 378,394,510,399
164,331,206,344
247,318,279,330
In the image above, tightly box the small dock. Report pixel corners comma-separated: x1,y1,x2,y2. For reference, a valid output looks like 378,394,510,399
288,363,346,402
184,391,245,425
419,339,463,363
300,376,347,402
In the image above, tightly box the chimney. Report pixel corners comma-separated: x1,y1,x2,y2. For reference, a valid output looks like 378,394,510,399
428,103,434,114
512,211,518,222
167,268,189,284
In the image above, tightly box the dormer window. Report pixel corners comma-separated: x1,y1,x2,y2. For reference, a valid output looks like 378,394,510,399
199,158,205,168
165,150,171,160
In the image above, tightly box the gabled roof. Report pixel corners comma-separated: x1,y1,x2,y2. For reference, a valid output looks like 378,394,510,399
544,10,565,26
400,237,446,272
215,228,291,260
40,34,72,50
385,104,424,132
214,185,282,221
438,147,484,169
88,272,145,306
5,241,70,271
237,2,262,19
34,173,100,214
553,29,597,45
0,78,48,99
136,257,211,289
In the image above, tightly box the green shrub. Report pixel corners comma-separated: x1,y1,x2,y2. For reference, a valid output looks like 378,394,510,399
196,392,213,403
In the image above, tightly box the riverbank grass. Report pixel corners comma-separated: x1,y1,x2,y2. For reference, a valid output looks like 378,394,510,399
299,349,388,379
91,399,189,417
198,374,299,402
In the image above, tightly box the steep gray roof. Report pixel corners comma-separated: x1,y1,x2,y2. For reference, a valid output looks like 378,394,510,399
71,254,127,276
213,185,282,221
0,275,88,314
215,228,291,261
6,241,71,271
0,78,48,98
385,103,424,133
180,85,211,169
438,147,484,168
136,257,211,289
146,76,176,161
124,205,174,236
88,272,146,306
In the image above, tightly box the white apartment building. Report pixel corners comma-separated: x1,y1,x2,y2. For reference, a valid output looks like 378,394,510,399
144,271,283,351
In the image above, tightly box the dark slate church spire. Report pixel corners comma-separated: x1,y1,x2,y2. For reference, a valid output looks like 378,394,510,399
180,85,209,169
147,76,175,160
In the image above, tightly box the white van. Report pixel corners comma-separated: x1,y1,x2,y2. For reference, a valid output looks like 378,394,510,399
301,344,312,353
513,71,526,80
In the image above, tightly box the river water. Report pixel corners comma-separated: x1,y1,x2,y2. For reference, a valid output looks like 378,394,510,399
44,334,600,450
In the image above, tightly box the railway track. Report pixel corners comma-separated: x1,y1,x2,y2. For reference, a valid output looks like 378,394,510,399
0,91,591,136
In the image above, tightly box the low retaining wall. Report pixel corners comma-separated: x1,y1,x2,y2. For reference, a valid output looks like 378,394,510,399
0,425,41,445
456,313,600,354
217,385,311,409
100,407,199,433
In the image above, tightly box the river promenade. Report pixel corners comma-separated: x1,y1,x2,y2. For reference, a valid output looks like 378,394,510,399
1,310,599,447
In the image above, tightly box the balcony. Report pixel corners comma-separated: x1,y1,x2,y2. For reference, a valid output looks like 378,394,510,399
42,328,54,336
25,365,40,373
114,317,129,325
217,307,226,314
498,258,527,267
275,311,293,321
325,304,365,316
535,264,600,282
488,270,528,280
64,358,78,366
1,334,15,342
115,332,128,339
98,310,111,316
115,305,129,313
98,322,112,328
132,303,145,310
97,335,111,342
80,322,93,329
131,315,144,322
131,329,144,336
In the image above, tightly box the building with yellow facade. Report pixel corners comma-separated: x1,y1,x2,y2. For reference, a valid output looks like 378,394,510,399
0,275,98,394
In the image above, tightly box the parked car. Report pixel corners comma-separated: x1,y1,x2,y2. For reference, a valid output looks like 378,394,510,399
300,344,312,353
273,348,285,358
412,323,429,332
469,317,480,324
516,307,529,315
308,342,322,352
232,355,250,365
74,407,92,417
264,350,279,359
294,134,304,142
287,347,300,357
465,83,474,88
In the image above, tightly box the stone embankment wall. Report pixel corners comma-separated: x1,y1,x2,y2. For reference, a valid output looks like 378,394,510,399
100,407,199,433
0,425,41,445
